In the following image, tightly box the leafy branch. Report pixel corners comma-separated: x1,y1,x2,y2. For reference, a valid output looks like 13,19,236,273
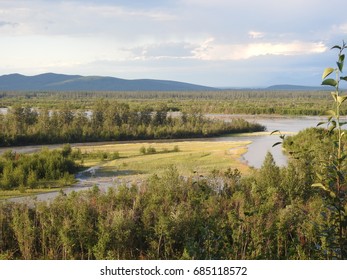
314,41,347,259
270,129,286,147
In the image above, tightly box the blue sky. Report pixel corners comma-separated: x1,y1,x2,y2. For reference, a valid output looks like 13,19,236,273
0,0,346,87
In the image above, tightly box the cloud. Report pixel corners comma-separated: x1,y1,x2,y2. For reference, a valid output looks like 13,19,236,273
335,23,347,34
0,21,18,29
192,39,327,61
0,21,16,27
0,1,178,39
82,4,177,21
127,42,196,60
0,0,344,87
249,31,265,39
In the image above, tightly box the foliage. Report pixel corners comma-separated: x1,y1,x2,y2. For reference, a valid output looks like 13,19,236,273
0,101,264,146
0,161,328,260
280,42,347,259
0,89,343,116
0,146,78,191
2,44,347,260
313,42,347,259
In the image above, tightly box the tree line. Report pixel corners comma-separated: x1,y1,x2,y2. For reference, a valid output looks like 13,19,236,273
0,101,265,146
0,90,342,116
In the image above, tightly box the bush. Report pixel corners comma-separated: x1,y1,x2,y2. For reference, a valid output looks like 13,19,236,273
173,145,180,152
139,146,146,154
146,146,156,154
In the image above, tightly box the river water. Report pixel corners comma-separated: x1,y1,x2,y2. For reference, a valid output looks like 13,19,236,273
217,115,326,168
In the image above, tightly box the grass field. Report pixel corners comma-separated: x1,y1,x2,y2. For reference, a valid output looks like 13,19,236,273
78,140,251,180
0,140,251,200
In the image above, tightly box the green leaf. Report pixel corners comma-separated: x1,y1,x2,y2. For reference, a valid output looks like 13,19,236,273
328,120,337,133
338,54,345,72
331,45,342,50
328,125,336,133
337,95,347,104
339,54,345,63
337,62,344,72
322,78,337,87
317,121,326,127
272,142,282,147
341,76,347,81
316,173,323,181
322,67,335,79
270,130,280,135
312,183,328,191
326,110,337,118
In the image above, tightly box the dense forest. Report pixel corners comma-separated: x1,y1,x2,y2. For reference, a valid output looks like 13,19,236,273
0,100,264,146
0,89,343,115
0,128,345,260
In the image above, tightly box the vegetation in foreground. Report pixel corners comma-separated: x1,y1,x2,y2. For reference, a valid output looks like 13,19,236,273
0,127,345,259
0,130,345,259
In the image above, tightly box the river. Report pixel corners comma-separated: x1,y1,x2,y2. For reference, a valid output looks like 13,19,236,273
215,115,326,168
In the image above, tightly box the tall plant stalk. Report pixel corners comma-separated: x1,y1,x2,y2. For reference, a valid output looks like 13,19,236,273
315,41,347,259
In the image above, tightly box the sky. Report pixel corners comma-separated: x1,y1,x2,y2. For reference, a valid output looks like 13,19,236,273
0,0,346,87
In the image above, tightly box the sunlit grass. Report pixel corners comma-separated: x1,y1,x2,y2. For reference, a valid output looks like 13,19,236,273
1,140,251,200
78,140,251,180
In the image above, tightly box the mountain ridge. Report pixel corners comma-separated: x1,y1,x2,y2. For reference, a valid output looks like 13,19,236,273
0,73,333,91
265,84,325,90
0,73,217,91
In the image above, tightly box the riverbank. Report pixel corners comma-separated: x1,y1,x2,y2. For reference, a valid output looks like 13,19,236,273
1,115,326,201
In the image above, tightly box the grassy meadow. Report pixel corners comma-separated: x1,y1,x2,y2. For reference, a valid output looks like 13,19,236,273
77,140,251,180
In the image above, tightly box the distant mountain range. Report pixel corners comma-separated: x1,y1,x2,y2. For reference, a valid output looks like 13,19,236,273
0,73,218,91
265,84,326,90
0,73,331,91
